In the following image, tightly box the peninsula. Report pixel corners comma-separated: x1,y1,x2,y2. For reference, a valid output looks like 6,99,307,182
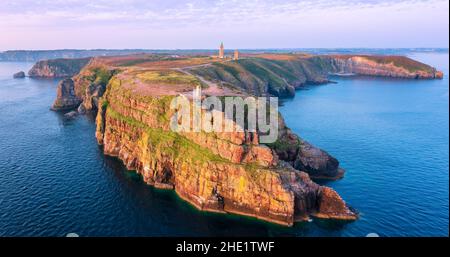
36,48,442,226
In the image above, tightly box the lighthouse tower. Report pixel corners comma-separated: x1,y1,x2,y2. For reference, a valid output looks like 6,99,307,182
219,42,224,59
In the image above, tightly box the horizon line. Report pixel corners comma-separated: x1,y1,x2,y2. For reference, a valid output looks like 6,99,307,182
1,47,449,52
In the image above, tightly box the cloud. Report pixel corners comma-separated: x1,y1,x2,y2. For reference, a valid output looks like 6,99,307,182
0,0,448,49
0,0,442,27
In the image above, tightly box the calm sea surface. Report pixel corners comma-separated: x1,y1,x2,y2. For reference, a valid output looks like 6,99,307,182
0,52,448,236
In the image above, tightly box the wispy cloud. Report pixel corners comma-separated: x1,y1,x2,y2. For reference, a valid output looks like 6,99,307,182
0,0,448,49
0,0,442,27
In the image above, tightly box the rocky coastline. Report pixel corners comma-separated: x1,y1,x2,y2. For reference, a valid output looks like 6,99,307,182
42,53,443,226
28,57,91,78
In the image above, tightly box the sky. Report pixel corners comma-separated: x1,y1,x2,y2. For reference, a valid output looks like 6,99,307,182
0,0,449,50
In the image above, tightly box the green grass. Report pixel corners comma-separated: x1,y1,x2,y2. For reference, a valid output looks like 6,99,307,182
117,55,181,67
136,70,201,86
92,67,113,86
101,99,109,109
266,137,299,151
213,62,242,80
106,106,227,164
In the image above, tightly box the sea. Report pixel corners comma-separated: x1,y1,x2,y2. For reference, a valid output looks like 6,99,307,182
0,50,448,236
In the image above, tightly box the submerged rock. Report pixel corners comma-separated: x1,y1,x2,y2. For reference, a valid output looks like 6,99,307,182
64,111,78,119
28,57,91,78
77,104,86,114
51,78,81,111
13,71,25,79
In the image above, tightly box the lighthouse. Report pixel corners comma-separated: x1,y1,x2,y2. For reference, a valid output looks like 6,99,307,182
219,42,224,59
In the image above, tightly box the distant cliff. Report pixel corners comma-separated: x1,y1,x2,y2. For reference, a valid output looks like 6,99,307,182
2,48,448,62
188,54,443,98
311,55,444,79
0,49,159,62
28,58,91,78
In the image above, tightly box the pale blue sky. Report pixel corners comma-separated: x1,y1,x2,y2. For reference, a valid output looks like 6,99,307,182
1,0,448,50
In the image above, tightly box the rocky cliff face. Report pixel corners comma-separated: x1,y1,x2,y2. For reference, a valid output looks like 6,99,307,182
188,57,330,98
312,55,444,79
51,78,81,111
270,117,345,180
51,53,444,225
28,57,91,78
187,54,443,98
91,75,357,226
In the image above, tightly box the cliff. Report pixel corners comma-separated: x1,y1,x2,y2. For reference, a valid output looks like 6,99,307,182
49,53,443,226
93,73,357,225
187,54,443,98
0,49,158,62
311,55,444,79
28,57,91,78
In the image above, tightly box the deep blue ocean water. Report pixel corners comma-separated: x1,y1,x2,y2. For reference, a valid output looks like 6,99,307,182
0,52,448,236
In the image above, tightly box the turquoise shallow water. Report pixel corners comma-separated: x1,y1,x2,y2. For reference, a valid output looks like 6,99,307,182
0,52,448,236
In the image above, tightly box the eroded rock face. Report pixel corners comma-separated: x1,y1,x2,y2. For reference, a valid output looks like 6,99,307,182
51,78,81,111
93,79,358,226
13,71,25,78
72,59,115,112
314,187,358,220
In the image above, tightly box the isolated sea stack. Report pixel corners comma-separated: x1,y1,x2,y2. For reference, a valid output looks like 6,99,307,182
13,71,25,79
51,78,81,111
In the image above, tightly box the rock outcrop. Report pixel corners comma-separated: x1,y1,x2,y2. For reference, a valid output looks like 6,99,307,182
71,60,116,112
28,57,91,78
188,56,330,98
13,71,25,78
269,117,345,180
64,110,79,119
188,54,443,98
51,78,81,111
